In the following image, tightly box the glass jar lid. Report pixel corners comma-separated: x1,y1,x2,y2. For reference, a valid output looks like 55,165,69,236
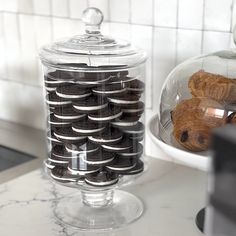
39,7,147,71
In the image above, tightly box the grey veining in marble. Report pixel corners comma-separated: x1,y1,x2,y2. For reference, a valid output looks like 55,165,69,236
0,157,207,236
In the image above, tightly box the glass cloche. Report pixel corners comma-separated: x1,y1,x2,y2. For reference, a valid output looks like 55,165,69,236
150,32,236,171
39,7,147,230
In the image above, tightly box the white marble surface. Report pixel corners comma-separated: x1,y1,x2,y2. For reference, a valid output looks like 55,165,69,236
0,157,207,236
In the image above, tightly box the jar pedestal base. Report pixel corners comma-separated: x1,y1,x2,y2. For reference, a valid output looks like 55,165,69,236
54,190,143,230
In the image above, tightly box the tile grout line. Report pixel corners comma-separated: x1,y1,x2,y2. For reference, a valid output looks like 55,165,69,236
129,0,132,24
49,0,54,41
150,0,155,110
230,0,234,33
67,0,71,18
1,13,7,79
107,0,111,22
174,0,180,66
200,0,206,54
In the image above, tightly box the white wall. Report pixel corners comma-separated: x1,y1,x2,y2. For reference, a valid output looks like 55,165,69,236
0,0,234,159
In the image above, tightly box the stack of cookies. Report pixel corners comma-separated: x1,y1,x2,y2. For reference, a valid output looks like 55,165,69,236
44,68,145,187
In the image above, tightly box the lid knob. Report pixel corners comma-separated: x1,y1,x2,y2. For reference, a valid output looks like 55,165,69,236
82,7,104,34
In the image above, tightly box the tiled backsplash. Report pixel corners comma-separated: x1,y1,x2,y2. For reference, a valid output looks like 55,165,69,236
0,0,235,159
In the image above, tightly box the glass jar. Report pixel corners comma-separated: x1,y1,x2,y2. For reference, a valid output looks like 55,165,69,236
39,7,147,230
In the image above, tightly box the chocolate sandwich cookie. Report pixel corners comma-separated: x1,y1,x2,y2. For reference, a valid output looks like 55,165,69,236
102,137,133,152
72,120,105,135
120,122,145,135
107,93,140,105
48,153,69,166
88,127,123,144
47,130,63,145
49,105,56,111
126,79,145,93
47,70,74,81
80,149,115,165
45,77,64,85
54,127,87,142
105,158,136,173
73,95,108,113
121,102,144,115
48,114,71,127
44,76,69,86
44,160,55,169
129,133,144,142
122,160,144,175
56,84,91,99
118,143,143,157
66,141,99,155
46,92,72,106
52,144,82,159
45,85,57,92
76,75,112,86
68,158,100,175
51,166,81,183
111,114,140,127
54,105,86,121
92,84,126,95
88,106,122,122
108,76,136,85
85,170,119,187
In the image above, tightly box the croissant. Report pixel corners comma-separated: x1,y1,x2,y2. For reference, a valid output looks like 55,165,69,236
173,119,211,152
171,97,228,151
188,70,236,103
226,112,236,124
171,97,226,128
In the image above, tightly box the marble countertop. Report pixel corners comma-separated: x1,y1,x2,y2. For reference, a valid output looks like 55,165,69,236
0,156,207,236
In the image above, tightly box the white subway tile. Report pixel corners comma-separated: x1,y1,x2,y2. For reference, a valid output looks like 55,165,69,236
178,0,203,30
19,14,39,86
0,14,7,78
67,18,84,35
52,0,69,17
69,0,88,19
20,84,45,129
153,28,177,111
18,0,33,13
1,0,18,12
34,16,52,86
3,13,21,81
204,0,232,31
110,0,130,23
131,25,152,109
108,22,131,41
202,31,231,54
88,0,109,21
100,21,110,35
131,0,153,25
34,16,52,49
0,80,45,130
52,17,74,40
33,0,51,15
154,0,177,27
176,29,202,64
